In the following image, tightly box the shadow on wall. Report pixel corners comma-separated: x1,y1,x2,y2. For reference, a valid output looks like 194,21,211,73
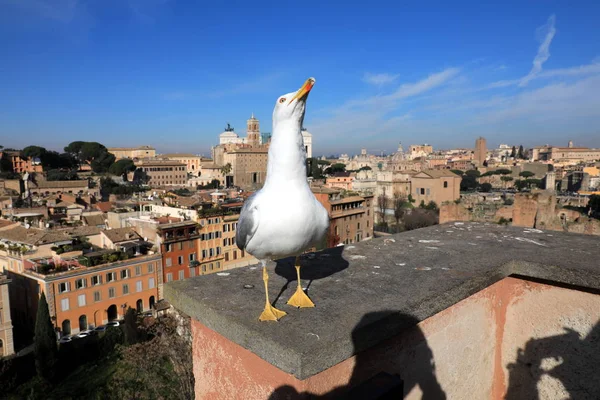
269,310,447,400
505,320,600,400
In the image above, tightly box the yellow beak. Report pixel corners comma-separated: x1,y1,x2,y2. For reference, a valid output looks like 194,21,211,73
288,77,316,105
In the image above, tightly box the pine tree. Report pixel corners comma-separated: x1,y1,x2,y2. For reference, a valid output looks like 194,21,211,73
34,292,58,382
518,145,525,159
510,146,516,158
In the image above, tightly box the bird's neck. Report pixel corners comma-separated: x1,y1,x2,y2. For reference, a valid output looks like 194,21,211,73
264,119,307,188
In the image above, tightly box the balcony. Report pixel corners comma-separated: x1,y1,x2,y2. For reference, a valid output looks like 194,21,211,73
164,223,600,399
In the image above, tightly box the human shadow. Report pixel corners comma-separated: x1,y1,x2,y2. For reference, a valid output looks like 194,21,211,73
505,320,600,400
273,245,349,305
269,310,447,400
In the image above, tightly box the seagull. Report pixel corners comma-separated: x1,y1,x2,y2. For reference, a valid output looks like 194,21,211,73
236,77,329,321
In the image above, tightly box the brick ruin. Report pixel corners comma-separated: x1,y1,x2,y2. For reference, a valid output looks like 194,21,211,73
440,192,600,235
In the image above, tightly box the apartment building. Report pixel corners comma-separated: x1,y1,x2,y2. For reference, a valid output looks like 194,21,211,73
134,158,187,186
196,214,225,275
312,187,374,247
157,221,200,283
0,151,43,174
10,250,162,339
222,214,256,269
161,154,201,175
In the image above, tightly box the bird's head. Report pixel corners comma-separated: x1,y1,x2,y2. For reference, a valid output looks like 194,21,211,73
272,77,315,127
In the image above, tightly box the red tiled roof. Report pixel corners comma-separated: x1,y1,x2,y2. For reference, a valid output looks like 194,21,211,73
94,202,112,212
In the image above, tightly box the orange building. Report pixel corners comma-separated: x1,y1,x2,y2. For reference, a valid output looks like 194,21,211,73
325,174,354,191
312,187,374,247
158,221,200,282
11,251,162,338
222,214,257,269
0,151,43,174
196,214,226,275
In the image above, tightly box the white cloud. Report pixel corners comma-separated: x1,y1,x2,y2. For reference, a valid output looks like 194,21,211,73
519,14,556,87
362,72,399,86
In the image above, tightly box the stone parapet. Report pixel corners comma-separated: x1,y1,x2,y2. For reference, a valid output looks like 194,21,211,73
166,223,600,399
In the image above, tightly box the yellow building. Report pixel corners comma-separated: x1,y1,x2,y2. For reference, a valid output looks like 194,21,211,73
161,154,201,176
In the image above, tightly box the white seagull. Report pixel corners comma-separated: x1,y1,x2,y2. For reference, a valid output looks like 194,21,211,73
236,77,329,321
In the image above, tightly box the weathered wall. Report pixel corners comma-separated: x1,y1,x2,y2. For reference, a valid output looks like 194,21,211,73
441,192,600,235
439,202,471,223
501,279,600,400
190,277,600,399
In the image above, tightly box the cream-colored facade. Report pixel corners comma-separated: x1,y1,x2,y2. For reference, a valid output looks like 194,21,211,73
410,170,461,206
108,146,156,160
135,159,187,186
161,154,201,175
224,148,269,190
0,273,15,357
409,144,433,160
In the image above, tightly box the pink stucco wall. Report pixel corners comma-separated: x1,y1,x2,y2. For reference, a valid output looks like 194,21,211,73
191,277,600,399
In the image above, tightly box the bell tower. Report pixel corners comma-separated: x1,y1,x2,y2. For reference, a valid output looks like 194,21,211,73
246,113,260,146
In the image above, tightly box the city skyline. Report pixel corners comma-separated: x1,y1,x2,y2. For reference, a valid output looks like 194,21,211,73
1,1,600,154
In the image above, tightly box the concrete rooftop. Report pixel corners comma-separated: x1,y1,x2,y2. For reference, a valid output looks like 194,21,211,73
164,223,600,380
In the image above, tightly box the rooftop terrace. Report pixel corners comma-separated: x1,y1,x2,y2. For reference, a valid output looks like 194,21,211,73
165,223,600,399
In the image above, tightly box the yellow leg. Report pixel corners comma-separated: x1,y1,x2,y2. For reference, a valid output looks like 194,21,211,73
287,257,315,308
259,266,287,321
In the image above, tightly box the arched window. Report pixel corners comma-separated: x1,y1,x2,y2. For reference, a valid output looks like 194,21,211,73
79,315,87,331
62,319,71,336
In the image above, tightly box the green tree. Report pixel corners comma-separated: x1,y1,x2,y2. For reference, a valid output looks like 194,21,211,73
501,176,514,188
460,175,478,191
64,141,115,172
393,192,407,228
34,292,58,382
465,169,481,178
324,163,346,175
518,145,524,159
519,171,535,178
22,145,47,159
90,151,116,173
123,307,139,346
588,194,600,215
132,168,150,185
109,159,136,177
424,200,438,211
479,182,492,192
450,169,464,176
510,146,516,158
220,162,232,176
496,169,512,175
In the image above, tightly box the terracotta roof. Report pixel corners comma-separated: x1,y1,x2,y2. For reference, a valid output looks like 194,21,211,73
94,202,113,212
173,196,201,208
62,226,102,236
83,214,107,227
32,180,88,189
0,226,71,246
155,216,182,224
415,170,461,178
161,153,199,158
101,227,142,243
330,196,365,205
0,219,18,230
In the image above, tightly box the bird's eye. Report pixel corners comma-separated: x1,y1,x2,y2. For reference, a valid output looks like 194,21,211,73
279,98,286,103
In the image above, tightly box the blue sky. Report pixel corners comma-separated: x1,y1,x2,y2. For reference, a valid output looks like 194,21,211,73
1,0,600,156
